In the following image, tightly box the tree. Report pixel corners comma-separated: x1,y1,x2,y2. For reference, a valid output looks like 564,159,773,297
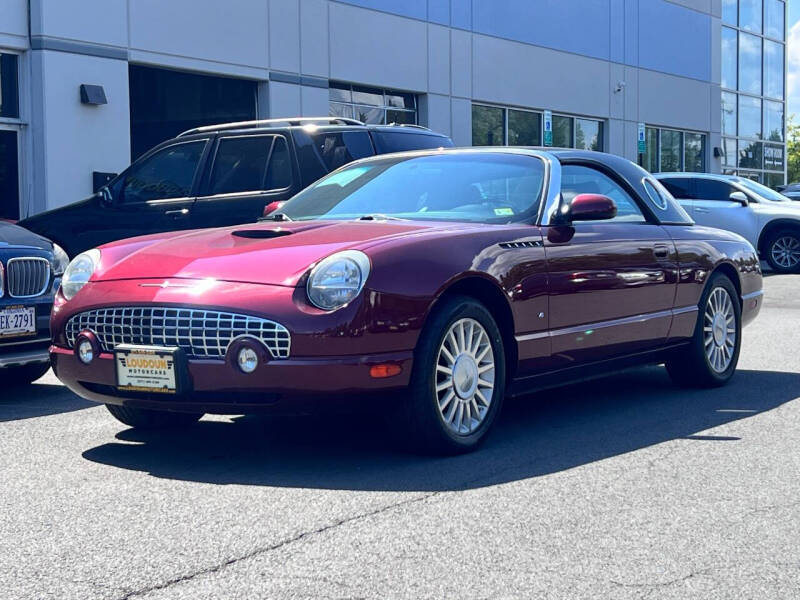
787,115,800,184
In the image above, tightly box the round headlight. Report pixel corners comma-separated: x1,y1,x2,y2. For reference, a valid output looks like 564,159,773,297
61,249,100,301
306,250,370,311
52,244,70,276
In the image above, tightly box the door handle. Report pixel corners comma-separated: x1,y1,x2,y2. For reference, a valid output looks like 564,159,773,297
695,207,709,213
653,245,670,260
165,208,190,218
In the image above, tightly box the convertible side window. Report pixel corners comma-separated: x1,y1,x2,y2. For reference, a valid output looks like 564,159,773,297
121,141,206,204
560,165,647,223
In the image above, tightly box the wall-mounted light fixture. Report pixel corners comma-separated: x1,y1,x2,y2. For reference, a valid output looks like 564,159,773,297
80,84,107,105
713,146,723,158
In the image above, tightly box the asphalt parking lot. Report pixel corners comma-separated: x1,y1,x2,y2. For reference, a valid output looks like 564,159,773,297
2,273,799,600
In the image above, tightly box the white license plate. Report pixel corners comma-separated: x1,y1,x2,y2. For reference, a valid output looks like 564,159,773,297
0,306,36,339
115,345,179,394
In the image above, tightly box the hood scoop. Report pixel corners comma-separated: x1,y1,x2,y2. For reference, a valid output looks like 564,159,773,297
232,229,294,240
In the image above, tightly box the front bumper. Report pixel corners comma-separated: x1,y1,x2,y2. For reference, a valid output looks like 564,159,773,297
50,346,413,414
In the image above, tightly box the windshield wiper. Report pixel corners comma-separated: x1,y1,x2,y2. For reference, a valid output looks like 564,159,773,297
356,214,407,221
258,212,292,222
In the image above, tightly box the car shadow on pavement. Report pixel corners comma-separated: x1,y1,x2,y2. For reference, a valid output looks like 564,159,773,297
0,383,95,422
81,367,800,492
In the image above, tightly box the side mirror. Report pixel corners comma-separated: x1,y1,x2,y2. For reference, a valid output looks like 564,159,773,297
729,191,749,206
98,186,114,207
558,193,618,224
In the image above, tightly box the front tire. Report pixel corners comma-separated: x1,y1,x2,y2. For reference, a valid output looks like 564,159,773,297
765,229,800,273
6,362,50,386
105,404,203,429
666,273,741,388
401,296,506,455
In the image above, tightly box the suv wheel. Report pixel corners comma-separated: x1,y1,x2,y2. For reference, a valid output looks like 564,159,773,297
765,229,800,273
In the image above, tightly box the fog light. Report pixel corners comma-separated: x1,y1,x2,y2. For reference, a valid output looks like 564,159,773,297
237,347,258,374
78,339,94,364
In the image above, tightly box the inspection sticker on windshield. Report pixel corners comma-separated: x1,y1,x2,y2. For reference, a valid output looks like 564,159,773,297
494,208,514,216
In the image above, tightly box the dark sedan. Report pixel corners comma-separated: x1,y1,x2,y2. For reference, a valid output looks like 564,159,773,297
1,221,67,385
50,148,762,453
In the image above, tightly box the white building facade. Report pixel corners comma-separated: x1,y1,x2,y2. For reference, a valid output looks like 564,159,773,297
0,0,787,220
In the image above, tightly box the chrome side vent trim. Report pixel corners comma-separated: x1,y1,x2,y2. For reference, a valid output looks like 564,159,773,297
499,241,543,249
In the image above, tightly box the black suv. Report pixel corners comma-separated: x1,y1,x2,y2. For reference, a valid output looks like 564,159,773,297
20,118,453,256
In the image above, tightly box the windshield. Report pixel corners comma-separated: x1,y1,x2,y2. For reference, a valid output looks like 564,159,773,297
278,153,546,224
736,178,790,202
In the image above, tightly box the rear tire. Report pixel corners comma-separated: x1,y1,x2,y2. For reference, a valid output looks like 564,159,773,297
6,363,50,386
665,273,741,388
105,404,203,429
764,229,800,273
400,295,506,455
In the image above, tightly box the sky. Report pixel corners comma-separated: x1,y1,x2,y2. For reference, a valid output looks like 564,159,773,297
788,2,800,116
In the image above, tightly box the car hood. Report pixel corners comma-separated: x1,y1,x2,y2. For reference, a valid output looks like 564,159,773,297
0,220,53,250
94,220,470,286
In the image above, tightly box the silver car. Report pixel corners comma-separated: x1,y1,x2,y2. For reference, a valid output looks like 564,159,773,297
656,173,800,273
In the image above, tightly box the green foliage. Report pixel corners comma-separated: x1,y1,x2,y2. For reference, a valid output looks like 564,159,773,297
788,115,800,185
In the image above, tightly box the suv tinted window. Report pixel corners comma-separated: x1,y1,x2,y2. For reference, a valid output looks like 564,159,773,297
561,165,646,223
694,179,736,201
371,131,452,154
208,135,273,195
314,131,374,171
659,177,693,199
265,136,292,190
122,141,205,203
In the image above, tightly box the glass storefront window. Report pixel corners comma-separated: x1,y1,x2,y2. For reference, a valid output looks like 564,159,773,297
765,0,785,40
763,144,785,170
507,109,541,146
763,40,784,99
0,53,20,119
764,100,784,141
643,127,659,173
660,130,682,172
722,28,738,90
722,92,737,136
0,130,19,220
684,133,705,172
738,95,762,139
552,115,573,148
764,172,784,188
722,0,737,25
722,137,738,167
738,139,763,169
472,105,504,146
329,82,417,126
128,65,257,161
739,0,763,34
575,119,602,151
738,32,762,95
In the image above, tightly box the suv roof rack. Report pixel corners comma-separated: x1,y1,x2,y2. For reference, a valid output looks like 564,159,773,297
177,117,366,137
383,123,432,131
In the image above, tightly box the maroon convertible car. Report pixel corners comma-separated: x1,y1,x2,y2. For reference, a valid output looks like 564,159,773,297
50,148,763,453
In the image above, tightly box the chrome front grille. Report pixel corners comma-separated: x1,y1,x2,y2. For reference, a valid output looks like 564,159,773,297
65,307,291,359
6,258,51,298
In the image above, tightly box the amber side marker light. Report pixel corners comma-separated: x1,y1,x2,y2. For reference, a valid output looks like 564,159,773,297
370,364,402,379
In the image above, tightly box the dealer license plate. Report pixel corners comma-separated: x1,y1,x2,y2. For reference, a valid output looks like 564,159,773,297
0,306,36,339
115,345,179,394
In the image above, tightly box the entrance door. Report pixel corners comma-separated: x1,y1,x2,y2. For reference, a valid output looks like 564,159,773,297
0,129,19,220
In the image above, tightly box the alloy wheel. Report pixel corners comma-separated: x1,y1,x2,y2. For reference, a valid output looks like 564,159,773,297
770,235,800,269
434,318,496,435
703,287,737,374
